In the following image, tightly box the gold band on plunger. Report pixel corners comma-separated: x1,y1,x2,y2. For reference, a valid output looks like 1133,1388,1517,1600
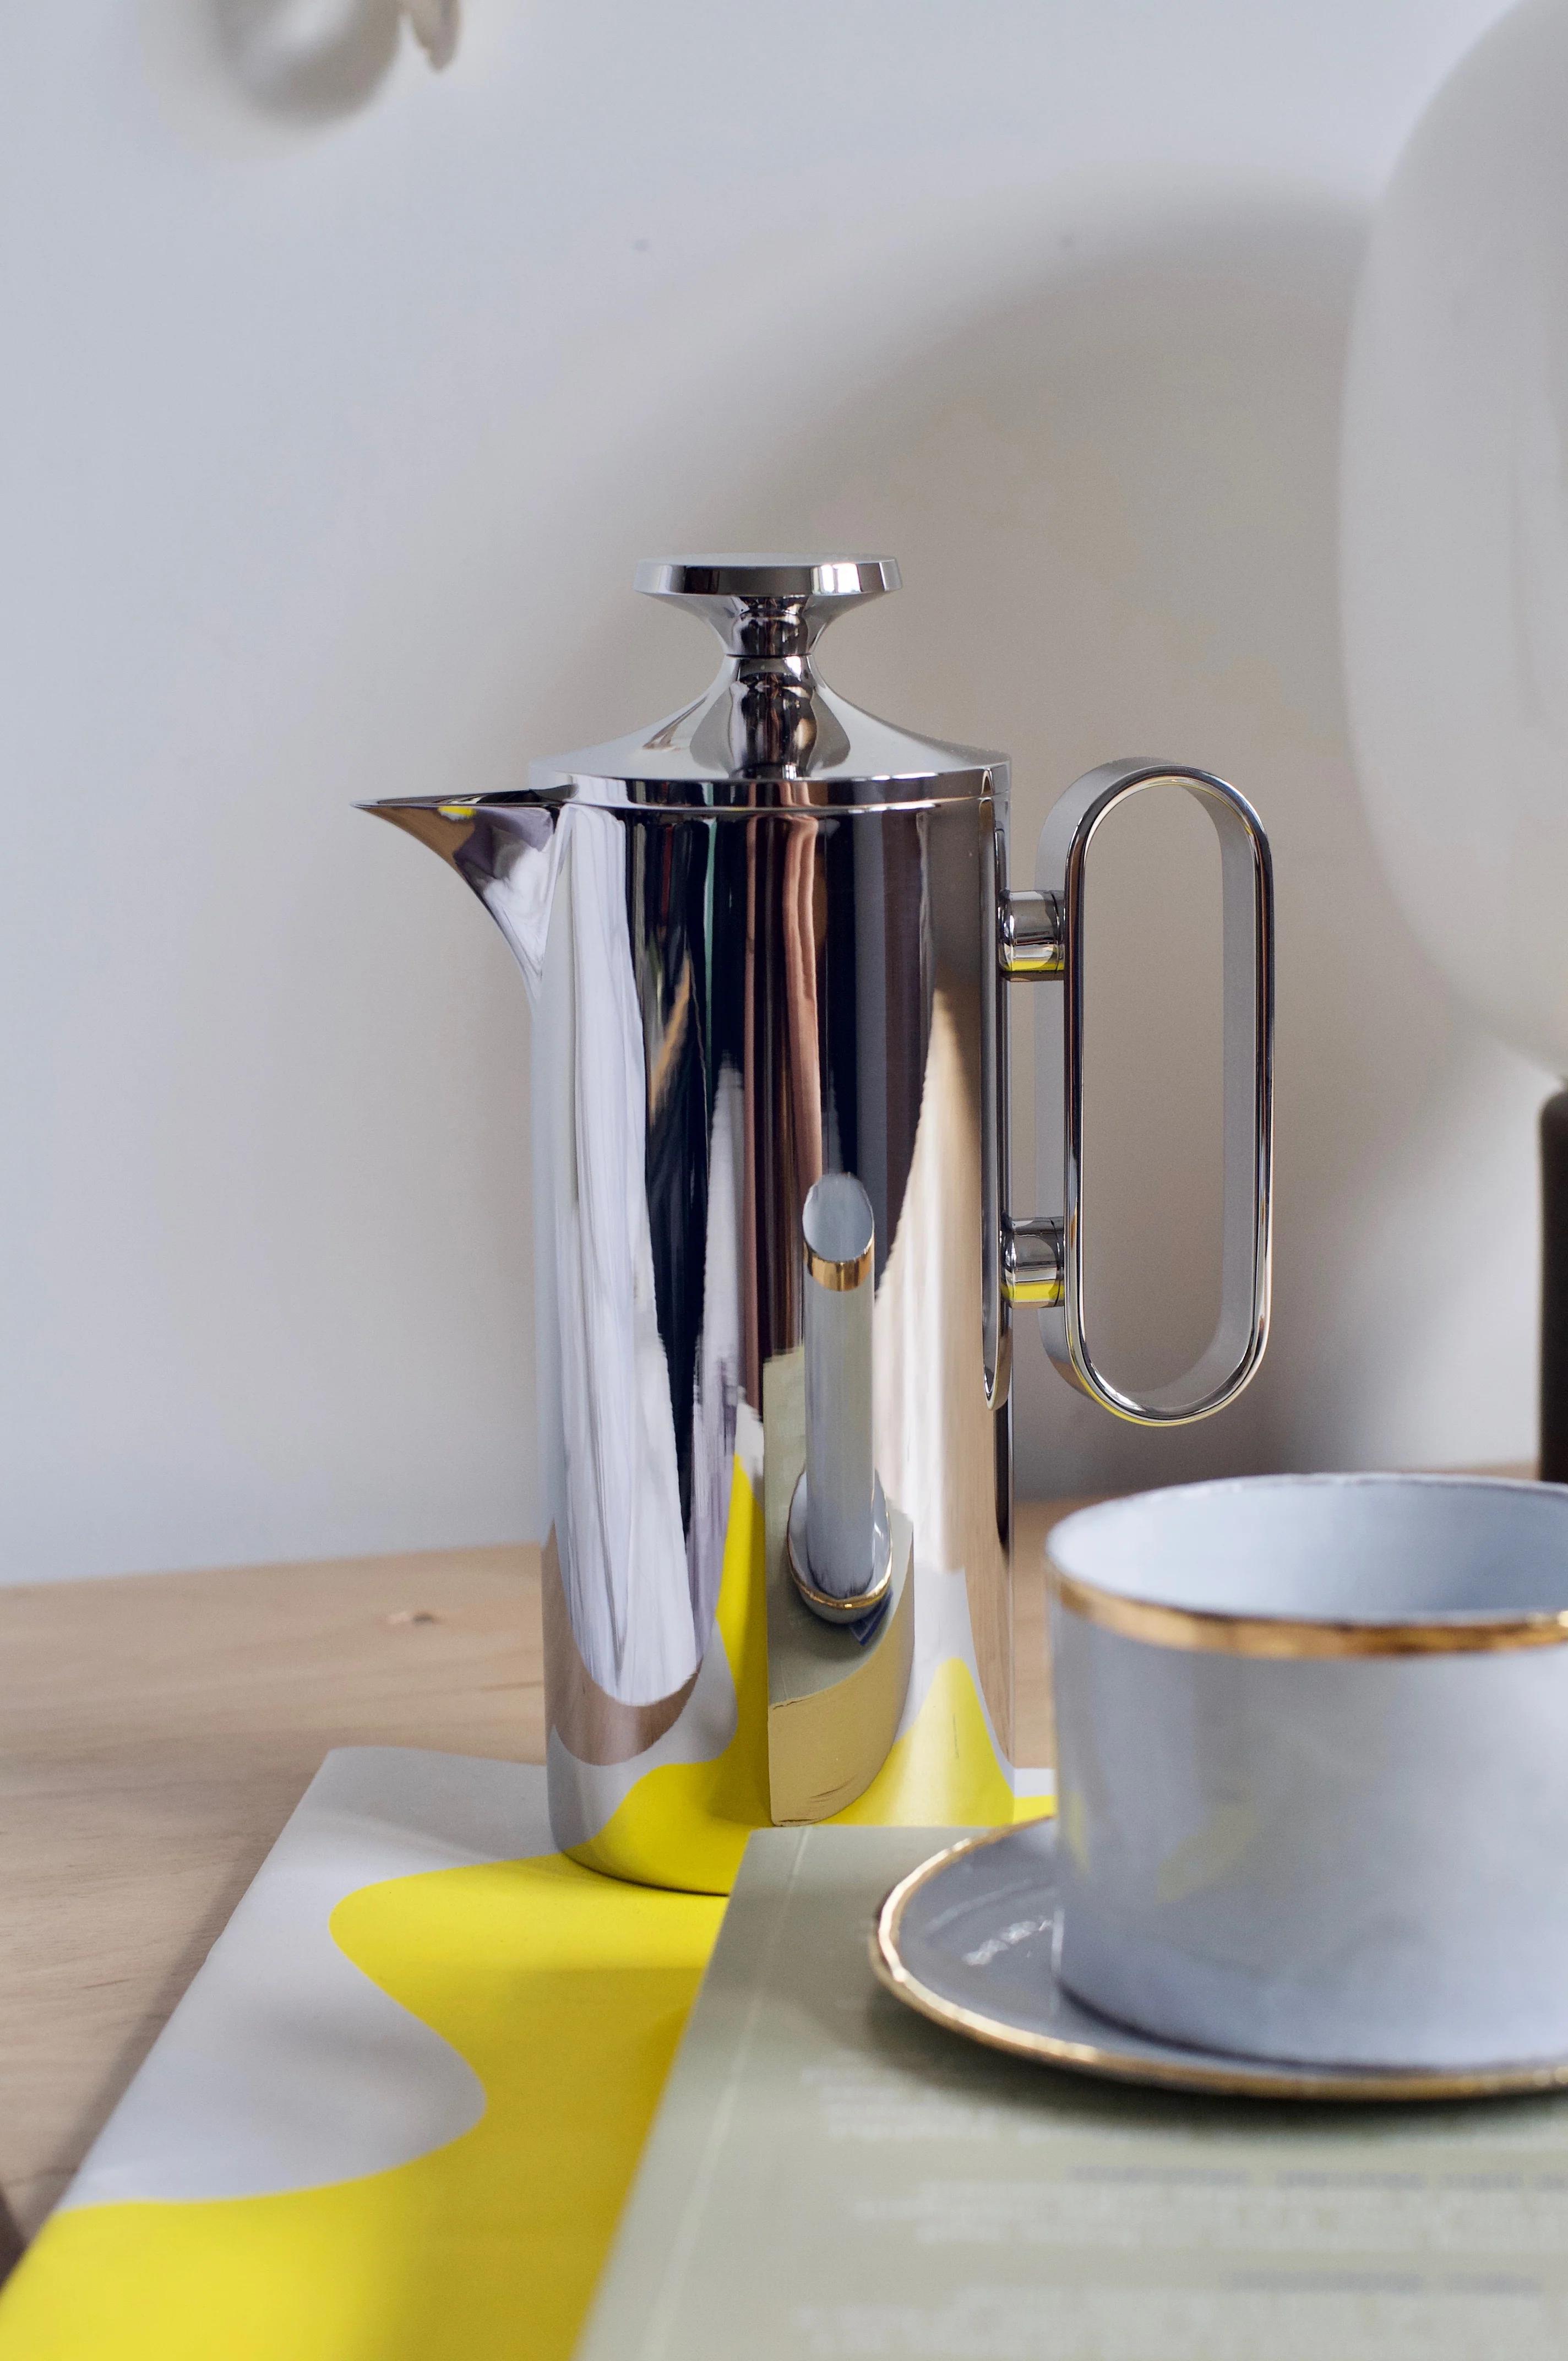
1047,1563,1568,1658
787,1523,892,1619
804,1241,873,1292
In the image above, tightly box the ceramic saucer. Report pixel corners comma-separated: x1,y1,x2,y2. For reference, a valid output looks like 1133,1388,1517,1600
870,1820,1568,2102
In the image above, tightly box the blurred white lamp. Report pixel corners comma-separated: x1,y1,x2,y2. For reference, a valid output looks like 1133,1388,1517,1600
1342,0,1568,1474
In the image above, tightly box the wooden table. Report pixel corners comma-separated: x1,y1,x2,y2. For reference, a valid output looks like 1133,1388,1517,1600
0,1504,1061,2251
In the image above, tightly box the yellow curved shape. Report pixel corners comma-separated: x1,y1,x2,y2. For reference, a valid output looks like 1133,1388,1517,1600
565,1457,1046,1890
0,1458,1050,2358
0,1856,723,2361
827,1653,1049,1829
565,1461,770,1895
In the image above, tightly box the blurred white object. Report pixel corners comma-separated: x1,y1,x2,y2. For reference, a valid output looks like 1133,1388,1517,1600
210,0,456,122
405,0,459,68
1343,0,1568,1078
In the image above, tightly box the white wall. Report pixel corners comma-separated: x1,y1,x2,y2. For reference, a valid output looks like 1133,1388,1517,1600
0,0,1545,1581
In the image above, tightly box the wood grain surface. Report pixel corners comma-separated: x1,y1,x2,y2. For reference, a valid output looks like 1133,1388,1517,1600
0,1505,1064,2244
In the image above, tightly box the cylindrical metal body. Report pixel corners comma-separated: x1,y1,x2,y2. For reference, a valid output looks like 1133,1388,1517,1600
506,785,1010,1887
369,557,1017,1890
802,1174,876,1598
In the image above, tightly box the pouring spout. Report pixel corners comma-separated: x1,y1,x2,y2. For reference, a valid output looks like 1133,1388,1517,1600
357,798,483,872
360,795,562,1006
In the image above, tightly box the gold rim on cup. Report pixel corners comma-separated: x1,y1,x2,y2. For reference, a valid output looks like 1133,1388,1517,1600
1046,1563,1568,1658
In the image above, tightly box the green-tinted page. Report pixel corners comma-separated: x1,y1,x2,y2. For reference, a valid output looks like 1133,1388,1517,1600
578,1825,1568,2360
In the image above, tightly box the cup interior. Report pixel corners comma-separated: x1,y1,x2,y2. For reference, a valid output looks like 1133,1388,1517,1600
1048,1474,1568,1623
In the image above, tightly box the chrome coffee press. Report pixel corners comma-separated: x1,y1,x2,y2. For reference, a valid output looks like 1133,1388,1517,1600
366,555,1273,1893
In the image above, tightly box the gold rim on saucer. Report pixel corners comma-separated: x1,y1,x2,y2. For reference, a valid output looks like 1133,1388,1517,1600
870,1828,1568,2102
1046,1564,1568,1658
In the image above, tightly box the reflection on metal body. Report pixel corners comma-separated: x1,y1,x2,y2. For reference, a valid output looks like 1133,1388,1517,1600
364,559,1274,1894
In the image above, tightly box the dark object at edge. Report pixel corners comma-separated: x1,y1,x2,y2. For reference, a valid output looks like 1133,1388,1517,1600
1541,1090,1568,1482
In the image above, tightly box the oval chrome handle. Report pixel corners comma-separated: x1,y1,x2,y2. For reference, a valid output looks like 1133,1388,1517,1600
1001,760,1274,1425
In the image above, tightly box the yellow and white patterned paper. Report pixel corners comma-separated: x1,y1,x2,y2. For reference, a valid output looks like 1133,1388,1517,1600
0,1727,1051,2361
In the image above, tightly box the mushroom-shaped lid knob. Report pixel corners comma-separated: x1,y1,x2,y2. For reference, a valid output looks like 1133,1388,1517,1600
634,554,900,657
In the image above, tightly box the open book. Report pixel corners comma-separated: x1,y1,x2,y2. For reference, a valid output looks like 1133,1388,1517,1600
579,1824,1568,2361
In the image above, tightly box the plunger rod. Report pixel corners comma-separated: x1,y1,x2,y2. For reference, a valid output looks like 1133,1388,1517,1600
802,1174,876,1597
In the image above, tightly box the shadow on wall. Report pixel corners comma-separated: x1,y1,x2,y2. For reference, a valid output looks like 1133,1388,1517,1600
522,194,1544,1494
319,183,1547,1537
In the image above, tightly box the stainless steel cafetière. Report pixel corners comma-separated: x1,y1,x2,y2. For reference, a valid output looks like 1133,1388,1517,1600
367,556,1273,1893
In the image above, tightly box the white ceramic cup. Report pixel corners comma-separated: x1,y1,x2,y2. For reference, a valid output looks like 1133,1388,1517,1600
1047,1474,1568,2071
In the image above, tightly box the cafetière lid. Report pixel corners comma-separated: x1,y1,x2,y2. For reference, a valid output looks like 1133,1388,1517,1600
634,554,901,611
519,553,1003,810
